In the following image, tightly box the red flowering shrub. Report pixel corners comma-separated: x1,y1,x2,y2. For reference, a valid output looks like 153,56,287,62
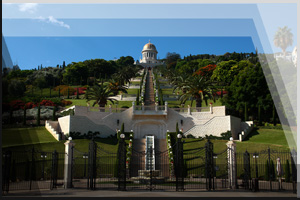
61,100,72,107
25,102,37,109
54,85,75,96
40,100,56,106
74,87,87,95
193,64,217,78
215,90,228,96
10,100,25,110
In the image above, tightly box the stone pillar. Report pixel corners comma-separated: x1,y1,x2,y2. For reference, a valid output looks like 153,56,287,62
132,101,135,113
155,102,158,112
109,104,112,113
165,102,168,112
227,139,237,189
64,138,75,189
142,102,145,112
120,94,123,100
210,103,213,114
187,105,191,115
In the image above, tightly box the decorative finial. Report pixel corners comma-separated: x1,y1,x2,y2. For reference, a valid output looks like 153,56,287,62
149,39,151,43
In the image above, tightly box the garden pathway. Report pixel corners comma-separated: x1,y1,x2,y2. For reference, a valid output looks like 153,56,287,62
144,69,155,106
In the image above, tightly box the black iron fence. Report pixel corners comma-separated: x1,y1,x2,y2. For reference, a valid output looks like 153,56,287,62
236,148,297,193
2,140,297,194
2,148,65,194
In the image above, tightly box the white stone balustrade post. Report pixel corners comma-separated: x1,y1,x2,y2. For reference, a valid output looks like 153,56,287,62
210,103,213,114
132,101,135,113
155,102,158,112
165,102,168,113
187,105,191,115
64,138,75,189
142,102,145,112
227,138,237,189
109,104,112,113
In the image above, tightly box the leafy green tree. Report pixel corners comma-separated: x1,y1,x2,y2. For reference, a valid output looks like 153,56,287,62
178,75,215,107
85,81,117,108
274,26,293,56
107,79,128,96
34,77,47,96
224,63,273,119
8,79,26,97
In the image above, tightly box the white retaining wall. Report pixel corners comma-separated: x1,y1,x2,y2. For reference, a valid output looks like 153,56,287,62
53,105,252,140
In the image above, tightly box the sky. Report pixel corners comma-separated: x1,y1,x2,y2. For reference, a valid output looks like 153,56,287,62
2,3,297,70
4,36,255,69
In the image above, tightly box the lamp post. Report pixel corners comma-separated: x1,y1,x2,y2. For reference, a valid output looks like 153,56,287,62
41,152,47,180
83,153,88,178
253,153,259,178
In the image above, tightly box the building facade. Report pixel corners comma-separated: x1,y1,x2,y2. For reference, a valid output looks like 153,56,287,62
134,40,164,68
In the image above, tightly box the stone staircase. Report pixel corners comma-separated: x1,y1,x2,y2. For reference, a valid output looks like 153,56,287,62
130,139,146,177
130,138,170,178
154,139,170,177
145,69,155,106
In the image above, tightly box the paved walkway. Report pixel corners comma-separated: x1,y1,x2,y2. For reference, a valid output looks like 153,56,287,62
144,69,155,106
3,188,297,197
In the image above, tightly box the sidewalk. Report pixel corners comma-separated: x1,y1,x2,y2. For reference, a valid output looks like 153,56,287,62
3,188,297,197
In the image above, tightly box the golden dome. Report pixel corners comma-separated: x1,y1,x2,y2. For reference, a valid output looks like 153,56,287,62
142,40,157,52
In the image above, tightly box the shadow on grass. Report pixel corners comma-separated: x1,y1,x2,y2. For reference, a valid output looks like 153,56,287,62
183,139,204,144
241,128,259,141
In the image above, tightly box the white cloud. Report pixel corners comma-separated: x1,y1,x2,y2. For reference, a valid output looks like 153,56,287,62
18,3,38,13
37,16,70,29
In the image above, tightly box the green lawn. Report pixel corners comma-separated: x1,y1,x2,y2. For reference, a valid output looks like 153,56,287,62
2,127,58,148
238,128,289,149
182,128,290,154
2,127,118,153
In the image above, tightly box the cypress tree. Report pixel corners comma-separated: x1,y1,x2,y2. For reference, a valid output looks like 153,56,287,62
258,104,262,126
49,87,52,98
76,88,79,99
23,105,26,126
244,102,248,121
270,159,275,181
285,160,291,182
52,106,56,121
63,61,66,69
67,87,70,99
136,89,140,105
37,104,41,126
265,160,270,181
58,87,61,98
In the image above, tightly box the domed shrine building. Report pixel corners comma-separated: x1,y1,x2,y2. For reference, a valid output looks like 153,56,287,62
134,40,164,68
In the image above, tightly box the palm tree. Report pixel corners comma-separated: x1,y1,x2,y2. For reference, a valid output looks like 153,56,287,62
107,79,128,96
85,81,117,108
179,75,215,108
274,26,293,56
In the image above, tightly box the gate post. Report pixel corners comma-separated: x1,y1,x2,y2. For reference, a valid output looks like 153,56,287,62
243,150,251,190
205,139,214,191
226,138,237,189
290,148,297,193
88,138,97,190
64,137,75,189
118,133,126,191
51,150,59,190
176,134,184,191
2,150,12,194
